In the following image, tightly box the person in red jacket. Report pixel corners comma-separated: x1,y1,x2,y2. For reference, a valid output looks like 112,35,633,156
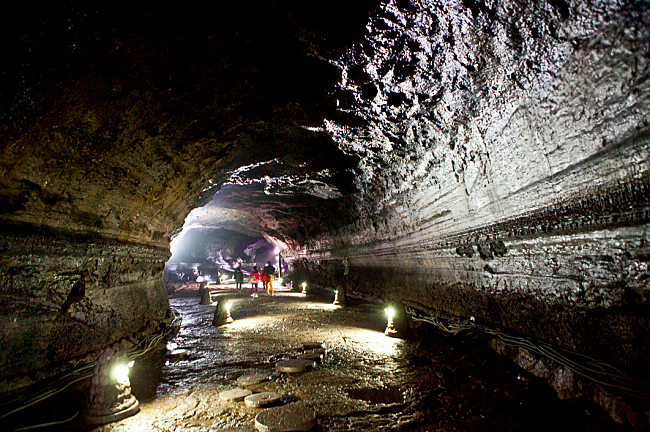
250,266,260,298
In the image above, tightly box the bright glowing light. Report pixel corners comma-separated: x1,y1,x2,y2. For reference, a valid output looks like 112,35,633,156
274,247,280,253
385,307,395,319
226,301,232,311
127,360,135,368
302,282,307,288
277,277,283,285
196,276,204,282
112,363,130,383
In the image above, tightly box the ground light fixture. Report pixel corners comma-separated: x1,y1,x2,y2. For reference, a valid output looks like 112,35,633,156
111,360,135,383
384,306,397,336
302,281,307,294
85,346,139,425
226,301,233,322
333,289,340,305
214,298,234,326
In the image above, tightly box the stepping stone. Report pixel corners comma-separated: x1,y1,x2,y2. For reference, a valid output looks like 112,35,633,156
306,348,326,355
237,373,269,387
255,403,316,432
275,359,316,373
297,352,322,363
219,388,252,402
301,342,322,350
244,392,282,408
167,349,189,362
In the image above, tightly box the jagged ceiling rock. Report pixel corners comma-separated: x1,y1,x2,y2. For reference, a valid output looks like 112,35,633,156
0,1,373,248
315,0,650,249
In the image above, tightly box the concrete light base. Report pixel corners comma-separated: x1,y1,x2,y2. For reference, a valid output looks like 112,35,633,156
84,398,139,426
84,346,140,426
213,297,233,326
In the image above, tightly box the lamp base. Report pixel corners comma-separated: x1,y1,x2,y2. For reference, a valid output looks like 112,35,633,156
84,395,139,426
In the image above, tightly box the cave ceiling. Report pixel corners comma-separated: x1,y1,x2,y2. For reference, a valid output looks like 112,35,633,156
1,0,648,254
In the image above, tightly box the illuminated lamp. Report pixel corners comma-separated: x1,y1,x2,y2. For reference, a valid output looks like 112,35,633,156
384,307,397,336
333,285,346,305
213,297,234,326
196,276,204,283
383,303,410,338
301,282,307,295
85,346,139,425
226,301,233,321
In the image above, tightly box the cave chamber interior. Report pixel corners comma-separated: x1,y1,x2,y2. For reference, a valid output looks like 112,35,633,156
1,0,649,429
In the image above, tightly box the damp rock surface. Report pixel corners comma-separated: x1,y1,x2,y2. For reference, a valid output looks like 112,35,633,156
7,288,632,432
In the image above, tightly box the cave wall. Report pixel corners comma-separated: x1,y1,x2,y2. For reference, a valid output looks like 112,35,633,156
287,0,650,421
295,0,650,360
0,231,169,394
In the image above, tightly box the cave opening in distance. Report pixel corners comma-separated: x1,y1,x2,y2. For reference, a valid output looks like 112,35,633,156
163,184,291,295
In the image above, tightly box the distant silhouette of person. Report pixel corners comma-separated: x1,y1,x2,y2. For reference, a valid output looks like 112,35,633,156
234,266,244,290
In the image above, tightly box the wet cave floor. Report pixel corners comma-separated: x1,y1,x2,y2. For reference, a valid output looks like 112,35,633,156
18,286,631,431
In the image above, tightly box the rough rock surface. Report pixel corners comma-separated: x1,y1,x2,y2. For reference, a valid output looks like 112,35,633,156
1,0,649,426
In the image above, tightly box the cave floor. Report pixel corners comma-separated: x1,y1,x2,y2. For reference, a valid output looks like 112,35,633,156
24,285,629,431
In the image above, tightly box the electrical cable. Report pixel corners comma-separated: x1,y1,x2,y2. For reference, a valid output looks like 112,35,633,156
0,316,181,421
12,411,80,430
404,306,650,401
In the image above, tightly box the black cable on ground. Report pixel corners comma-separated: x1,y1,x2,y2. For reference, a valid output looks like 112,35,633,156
405,306,650,401
0,316,181,421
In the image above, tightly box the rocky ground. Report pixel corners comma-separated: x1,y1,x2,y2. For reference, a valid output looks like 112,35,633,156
5,285,631,431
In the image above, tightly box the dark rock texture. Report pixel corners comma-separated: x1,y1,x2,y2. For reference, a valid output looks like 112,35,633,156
1,0,649,425
0,231,169,393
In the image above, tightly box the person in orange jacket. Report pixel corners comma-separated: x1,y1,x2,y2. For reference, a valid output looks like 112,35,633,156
263,261,275,296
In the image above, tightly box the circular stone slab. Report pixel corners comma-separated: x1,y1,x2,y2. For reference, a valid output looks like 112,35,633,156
167,349,189,361
301,342,322,350
237,373,269,387
219,388,252,402
275,359,316,373
255,403,316,432
297,352,323,363
245,392,282,408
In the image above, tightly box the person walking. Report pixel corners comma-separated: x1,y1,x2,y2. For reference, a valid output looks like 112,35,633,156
234,266,244,291
250,266,260,298
260,268,267,293
263,261,275,296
